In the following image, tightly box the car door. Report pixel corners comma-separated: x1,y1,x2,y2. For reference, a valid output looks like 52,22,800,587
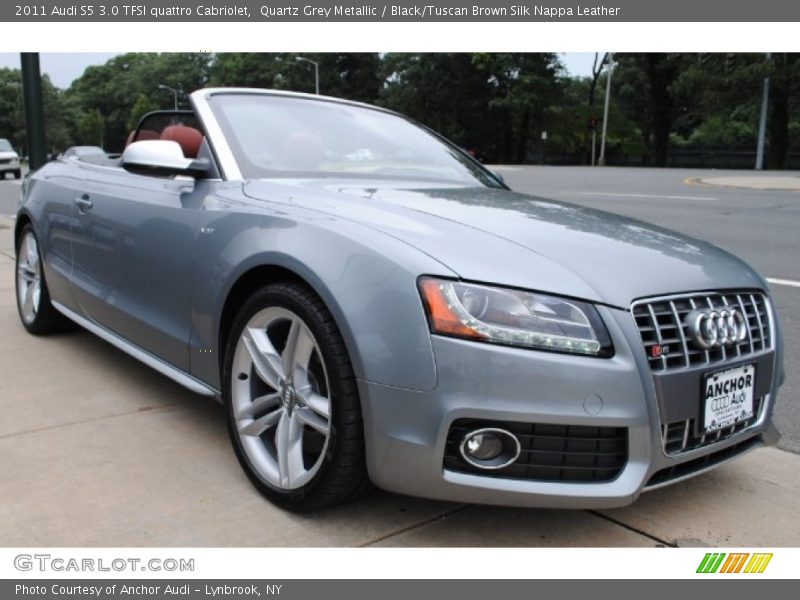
70,161,211,372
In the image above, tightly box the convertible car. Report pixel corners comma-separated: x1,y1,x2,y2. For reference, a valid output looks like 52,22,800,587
15,88,784,510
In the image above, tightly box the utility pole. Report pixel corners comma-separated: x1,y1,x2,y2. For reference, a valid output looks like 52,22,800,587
20,53,47,170
755,53,771,170
598,53,614,166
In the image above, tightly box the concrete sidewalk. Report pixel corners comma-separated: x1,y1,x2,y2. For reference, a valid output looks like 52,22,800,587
1,215,798,547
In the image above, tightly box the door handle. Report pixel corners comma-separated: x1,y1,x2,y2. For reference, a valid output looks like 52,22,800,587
74,195,93,212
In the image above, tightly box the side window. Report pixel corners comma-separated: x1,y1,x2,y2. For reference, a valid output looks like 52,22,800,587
126,110,220,179
128,111,203,158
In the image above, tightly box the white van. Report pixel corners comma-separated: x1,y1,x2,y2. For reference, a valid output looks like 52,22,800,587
0,138,21,179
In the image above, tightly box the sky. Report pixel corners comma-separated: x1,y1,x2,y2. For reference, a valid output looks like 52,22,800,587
0,52,599,89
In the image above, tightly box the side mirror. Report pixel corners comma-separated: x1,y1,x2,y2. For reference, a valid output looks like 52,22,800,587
121,140,209,177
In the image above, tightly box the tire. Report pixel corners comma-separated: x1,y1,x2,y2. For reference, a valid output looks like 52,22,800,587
15,224,71,334
14,170,21,179
223,281,370,511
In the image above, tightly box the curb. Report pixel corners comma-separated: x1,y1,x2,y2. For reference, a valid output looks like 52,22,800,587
684,176,800,193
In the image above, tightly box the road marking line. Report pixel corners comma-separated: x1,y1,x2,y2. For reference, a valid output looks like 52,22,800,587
566,191,718,201
767,278,800,289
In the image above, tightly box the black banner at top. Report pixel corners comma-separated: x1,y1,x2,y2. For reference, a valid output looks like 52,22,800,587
3,0,800,22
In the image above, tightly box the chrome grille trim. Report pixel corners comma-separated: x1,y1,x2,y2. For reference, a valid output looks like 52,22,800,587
631,291,772,373
660,395,767,455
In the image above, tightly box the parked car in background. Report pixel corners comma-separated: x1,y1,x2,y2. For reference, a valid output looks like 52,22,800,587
14,89,784,511
0,138,21,179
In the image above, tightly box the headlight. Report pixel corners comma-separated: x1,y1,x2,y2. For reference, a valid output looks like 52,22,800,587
418,277,613,357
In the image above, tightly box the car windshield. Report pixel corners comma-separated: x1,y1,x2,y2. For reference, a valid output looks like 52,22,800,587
0,139,14,152
207,93,502,187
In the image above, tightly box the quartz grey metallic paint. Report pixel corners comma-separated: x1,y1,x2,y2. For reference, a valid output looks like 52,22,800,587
15,88,783,508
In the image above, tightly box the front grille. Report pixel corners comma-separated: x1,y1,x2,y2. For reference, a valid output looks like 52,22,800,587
632,291,771,373
444,419,627,483
661,395,766,454
645,436,762,489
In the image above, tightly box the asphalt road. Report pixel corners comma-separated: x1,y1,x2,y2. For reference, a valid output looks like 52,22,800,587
495,166,800,454
1,166,797,453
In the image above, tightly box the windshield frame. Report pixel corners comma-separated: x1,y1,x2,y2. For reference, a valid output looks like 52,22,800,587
199,89,507,189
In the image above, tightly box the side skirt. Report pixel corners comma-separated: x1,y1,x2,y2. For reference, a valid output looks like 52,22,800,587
52,301,221,399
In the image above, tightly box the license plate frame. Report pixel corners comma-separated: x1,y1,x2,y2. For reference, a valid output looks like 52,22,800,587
702,363,756,434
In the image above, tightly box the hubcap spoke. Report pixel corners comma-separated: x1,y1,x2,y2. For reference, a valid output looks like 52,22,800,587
302,392,331,419
31,280,41,314
22,282,35,316
17,265,34,282
295,406,329,435
244,327,285,389
239,407,282,437
284,322,316,387
26,235,38,268
276,410,306,488
236,391,281,420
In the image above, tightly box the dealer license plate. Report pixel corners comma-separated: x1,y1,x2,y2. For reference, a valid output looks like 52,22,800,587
703,363,755,433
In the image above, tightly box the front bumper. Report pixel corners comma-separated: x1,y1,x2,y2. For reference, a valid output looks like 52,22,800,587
359,304,781,509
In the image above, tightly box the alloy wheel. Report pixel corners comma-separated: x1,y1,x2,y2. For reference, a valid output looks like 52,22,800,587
230,306,332,490
17,231,42,324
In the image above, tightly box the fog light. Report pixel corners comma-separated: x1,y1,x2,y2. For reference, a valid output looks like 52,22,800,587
459,428,521,470
465,433,503,460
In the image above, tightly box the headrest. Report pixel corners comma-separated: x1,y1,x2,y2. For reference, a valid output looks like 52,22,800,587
160,125,203,159
125,129,160,147
281,131,324,169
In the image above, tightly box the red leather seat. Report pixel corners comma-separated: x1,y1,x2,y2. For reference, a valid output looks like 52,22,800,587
125,129,160,147
160,125,203,159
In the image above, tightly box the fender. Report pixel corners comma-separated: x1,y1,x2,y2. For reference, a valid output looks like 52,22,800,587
187,204,454,392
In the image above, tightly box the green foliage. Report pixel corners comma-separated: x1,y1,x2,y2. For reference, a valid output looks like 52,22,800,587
65,52,212,151
1,52,798,167
127,93,157,132
76,109,104,147
209,53,381,103
0,67,69,154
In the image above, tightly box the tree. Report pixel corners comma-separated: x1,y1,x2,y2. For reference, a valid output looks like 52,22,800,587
380,53,565,163
766,53,800,169
613,53,687,166
0,68,24,151
0,67,71,154
66,53,212,151
76,109,104,147
127,93,157,131
209,53,382,103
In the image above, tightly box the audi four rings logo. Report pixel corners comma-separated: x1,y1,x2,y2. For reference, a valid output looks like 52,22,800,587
685,307,748,349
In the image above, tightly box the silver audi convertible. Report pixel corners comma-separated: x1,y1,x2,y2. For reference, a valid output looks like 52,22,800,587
15,88,784,510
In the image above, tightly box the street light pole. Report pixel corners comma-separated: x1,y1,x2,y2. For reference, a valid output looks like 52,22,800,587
755,53,771,171
295,56,320,95
158,84,179,110
598,53,614,167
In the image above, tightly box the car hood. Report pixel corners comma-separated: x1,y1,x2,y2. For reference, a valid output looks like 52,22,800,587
0,151,18,160
242,180,765,308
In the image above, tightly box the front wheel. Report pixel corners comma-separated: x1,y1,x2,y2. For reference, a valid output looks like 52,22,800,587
223,282,370,511
14,169,21,179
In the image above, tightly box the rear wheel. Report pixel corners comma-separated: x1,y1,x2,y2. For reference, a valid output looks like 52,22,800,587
15,225,70,334
223,282,370,511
